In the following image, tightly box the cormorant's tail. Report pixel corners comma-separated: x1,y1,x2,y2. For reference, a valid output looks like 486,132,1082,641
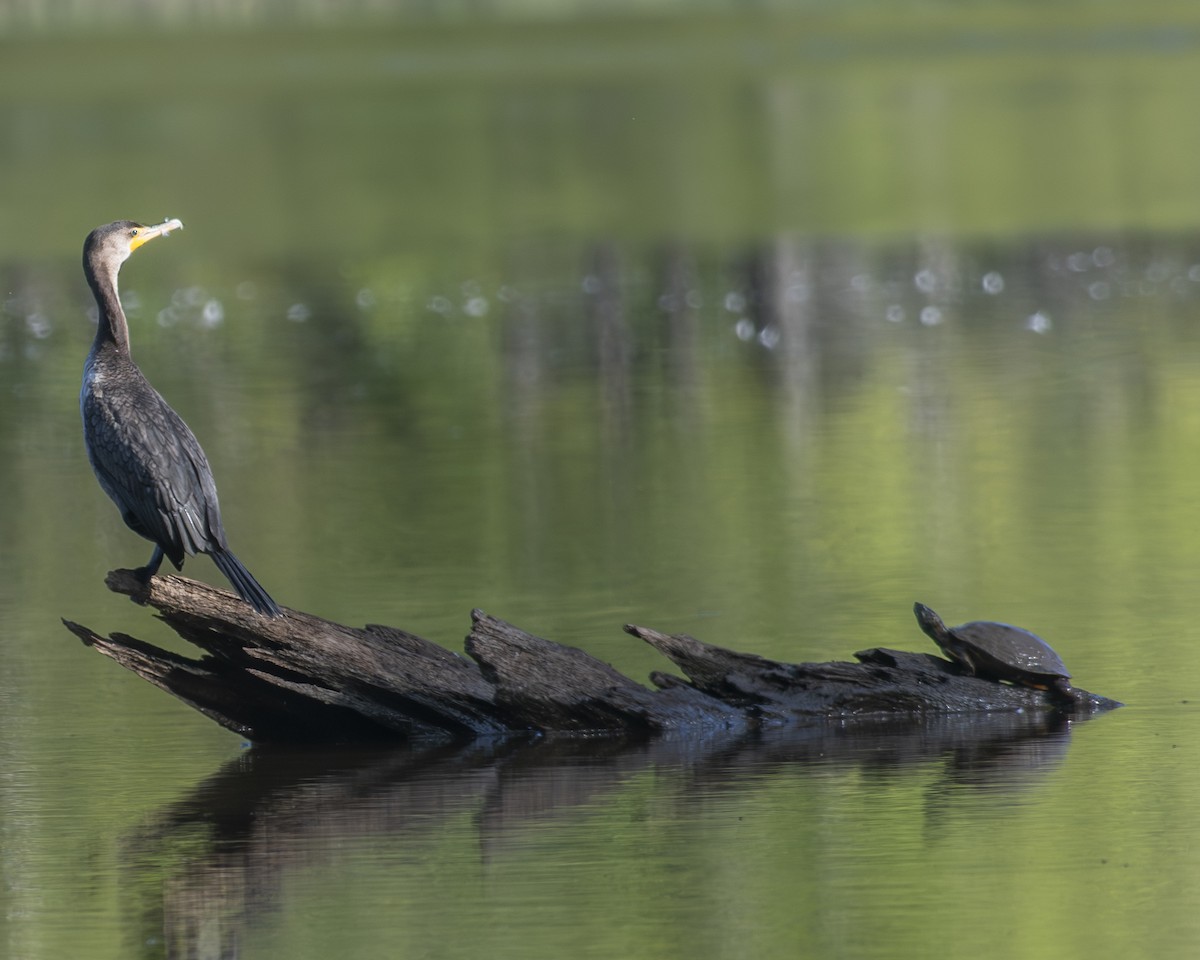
211,548,281,617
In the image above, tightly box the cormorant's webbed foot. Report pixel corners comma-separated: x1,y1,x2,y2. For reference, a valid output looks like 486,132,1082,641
134,546,166,585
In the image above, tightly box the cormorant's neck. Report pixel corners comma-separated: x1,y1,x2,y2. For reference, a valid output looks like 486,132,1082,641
84,255,130,356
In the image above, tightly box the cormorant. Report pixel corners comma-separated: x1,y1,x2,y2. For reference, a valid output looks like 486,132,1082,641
80,219,280,617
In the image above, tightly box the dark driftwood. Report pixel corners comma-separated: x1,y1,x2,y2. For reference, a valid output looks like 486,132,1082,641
61,570,1120,743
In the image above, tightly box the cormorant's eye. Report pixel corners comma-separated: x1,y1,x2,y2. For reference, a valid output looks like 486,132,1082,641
130,229,139,236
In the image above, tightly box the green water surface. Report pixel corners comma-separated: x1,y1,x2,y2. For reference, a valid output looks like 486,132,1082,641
2,5,1199,958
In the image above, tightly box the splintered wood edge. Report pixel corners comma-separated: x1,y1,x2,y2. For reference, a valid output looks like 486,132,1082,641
62,617,209,685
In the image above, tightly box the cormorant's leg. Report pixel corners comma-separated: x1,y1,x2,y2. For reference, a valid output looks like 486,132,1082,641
135,545,165,584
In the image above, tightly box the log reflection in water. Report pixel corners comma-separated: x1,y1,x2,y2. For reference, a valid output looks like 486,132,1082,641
122,716,1073,954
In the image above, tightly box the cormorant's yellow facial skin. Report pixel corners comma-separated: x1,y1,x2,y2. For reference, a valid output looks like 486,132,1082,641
129,217,184,254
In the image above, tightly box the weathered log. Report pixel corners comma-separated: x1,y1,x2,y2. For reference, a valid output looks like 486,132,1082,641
61,570,1120,744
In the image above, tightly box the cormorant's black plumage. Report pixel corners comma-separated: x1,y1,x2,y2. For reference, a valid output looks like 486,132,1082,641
80,219,280,617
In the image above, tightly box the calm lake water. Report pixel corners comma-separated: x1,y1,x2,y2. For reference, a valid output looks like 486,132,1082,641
4,5,1200,958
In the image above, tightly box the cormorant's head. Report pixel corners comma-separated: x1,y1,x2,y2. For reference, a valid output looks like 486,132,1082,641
83,218,184,277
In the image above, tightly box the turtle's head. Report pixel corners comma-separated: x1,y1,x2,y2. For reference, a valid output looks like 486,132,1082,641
913,602,947,641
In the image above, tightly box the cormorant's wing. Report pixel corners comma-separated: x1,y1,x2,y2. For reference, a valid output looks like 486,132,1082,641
83,366,228,566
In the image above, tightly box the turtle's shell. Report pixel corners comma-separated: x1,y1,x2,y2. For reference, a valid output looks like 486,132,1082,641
944,620,1070,686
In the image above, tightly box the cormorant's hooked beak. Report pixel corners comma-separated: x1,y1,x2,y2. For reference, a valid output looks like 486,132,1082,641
129,217,184,254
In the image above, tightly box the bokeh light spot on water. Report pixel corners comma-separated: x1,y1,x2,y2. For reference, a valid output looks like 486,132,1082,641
913,268,937,294
463,296,489,317
426,295,453,316
918,305,942,326
200,299,224,328
885,304,905,323
724,291,746,313
734,318,755,341
1088,281,1111,301
1026,310,1052,333
356,287,376,309
25,312,52,339
784,280,809,305
981,271,1005,294
1092,246,1116,268
757,325,780,350
286,302,311,323
1066,251,1091,272
172,286,206,308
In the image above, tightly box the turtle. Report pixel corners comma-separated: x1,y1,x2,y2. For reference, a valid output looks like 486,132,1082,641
913,602,1076,704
